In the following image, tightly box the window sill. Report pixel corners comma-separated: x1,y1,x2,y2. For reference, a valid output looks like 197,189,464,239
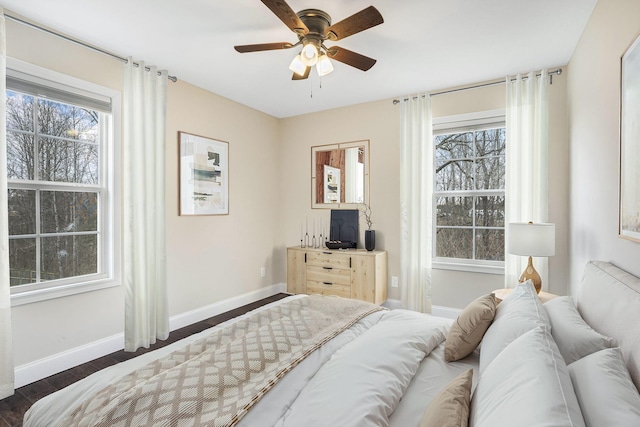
10,278,120,306
432,259,505,275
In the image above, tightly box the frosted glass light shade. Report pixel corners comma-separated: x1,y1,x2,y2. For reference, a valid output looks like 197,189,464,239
508,222,555,256
300,43,318,66
316,53,334,76
289,54,306,76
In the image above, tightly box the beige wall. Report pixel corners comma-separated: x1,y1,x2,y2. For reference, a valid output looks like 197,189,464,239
279,77,570,308
8,20,281,366
567,0,640,294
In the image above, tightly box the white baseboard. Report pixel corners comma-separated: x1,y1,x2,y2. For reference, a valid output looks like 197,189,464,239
169,283,286,330
14,283,287,388
382,299,462,320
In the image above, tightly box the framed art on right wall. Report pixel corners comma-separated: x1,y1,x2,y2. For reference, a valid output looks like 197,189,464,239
620,33,640,242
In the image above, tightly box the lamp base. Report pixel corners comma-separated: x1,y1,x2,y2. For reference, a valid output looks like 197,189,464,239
518,256,542,294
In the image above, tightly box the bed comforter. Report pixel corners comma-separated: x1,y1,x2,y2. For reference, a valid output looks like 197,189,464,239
24,295,452,427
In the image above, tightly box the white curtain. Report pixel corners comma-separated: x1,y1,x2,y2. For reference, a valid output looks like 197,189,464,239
505,70,550,288
0,7,14,400
123,60,169,351
400,93,433,313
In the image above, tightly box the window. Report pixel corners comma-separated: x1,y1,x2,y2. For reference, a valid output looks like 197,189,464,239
433,111,505,274
6,60,121,304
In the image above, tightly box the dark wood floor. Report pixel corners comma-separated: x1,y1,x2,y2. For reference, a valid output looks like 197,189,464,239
0,293,289,427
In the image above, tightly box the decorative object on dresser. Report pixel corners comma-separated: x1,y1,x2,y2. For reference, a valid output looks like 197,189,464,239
507,221,555,293
360,203,375,251
326,209,358,249
287,247,387,304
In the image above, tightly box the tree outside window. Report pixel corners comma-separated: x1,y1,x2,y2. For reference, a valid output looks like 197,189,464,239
7,90,101,287
434,126,505,262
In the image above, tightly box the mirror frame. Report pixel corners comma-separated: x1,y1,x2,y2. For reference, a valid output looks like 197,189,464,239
311,140,370,209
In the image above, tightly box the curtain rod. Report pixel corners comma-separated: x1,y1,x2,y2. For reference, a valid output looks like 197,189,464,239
392,68,562,104
4,13,178,82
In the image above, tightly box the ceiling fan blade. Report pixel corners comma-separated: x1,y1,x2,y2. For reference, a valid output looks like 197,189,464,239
234,42,294,53
326,46,377,71
261,0,309,35
292,66,311,80
325,6,383,41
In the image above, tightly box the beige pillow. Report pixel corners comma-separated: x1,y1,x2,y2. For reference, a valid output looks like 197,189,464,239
420,369,473,427
444,294,497,362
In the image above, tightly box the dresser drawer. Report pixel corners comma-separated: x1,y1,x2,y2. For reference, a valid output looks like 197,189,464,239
306,251,351,269
306,281,351,298
306,265,351,286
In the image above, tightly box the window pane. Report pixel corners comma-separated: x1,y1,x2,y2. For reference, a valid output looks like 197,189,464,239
7,131,35,180
8,189,36,235
38,137,99,184
436,196,473,226
41,191,98,233
436,228,472,259
435,159,474,191
9,238,36,286
475,195,505,227
475,229,505,261
475,128,506,157
38,99,99,142
475,156,505,189
7,90,34,132
41,235,98,280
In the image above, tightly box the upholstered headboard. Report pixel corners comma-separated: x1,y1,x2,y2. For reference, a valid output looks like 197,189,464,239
576,261,640,391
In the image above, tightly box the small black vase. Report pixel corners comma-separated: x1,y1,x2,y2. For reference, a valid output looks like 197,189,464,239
365,229,375,251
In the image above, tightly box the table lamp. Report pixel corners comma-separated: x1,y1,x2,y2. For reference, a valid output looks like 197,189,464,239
507,222,555,293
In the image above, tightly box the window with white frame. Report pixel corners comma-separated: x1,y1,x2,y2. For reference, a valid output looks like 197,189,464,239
433,111,506,273
6,61,120,304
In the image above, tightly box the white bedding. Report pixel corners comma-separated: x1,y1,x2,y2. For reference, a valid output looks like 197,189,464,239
24,296,461,427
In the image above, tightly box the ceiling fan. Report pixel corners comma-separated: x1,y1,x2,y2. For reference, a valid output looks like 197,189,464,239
234,0,383,80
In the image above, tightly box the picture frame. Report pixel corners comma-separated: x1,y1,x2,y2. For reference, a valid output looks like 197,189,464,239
179,131,229,215
620,33,640,242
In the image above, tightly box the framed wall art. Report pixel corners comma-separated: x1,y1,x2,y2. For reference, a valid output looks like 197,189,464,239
620,33,640,241
179,131,229,215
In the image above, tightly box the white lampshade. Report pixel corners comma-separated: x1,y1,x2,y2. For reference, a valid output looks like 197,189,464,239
316,53,334,76
289,54,306,76
507,222,555,257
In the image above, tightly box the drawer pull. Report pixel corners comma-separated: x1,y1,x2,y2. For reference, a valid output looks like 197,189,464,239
323,251,332,255
323,266,333,270
323,282,333,286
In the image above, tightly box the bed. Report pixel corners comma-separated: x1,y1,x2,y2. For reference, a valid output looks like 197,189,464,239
23,261,640,426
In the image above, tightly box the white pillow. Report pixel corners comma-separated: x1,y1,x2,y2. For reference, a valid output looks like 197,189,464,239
568,348,640,427
544,296,613,364
479,280,550,372
470,326,585,427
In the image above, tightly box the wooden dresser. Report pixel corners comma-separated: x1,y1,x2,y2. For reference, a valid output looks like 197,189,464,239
286,247,387,305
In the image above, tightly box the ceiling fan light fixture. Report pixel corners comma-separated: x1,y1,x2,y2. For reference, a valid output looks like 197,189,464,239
316,53,334,76
289,54,306,76
300,43,319,66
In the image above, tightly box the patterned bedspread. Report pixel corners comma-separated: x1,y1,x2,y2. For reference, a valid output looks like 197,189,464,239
60,296,384,427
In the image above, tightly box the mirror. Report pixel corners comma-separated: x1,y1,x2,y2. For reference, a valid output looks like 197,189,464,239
311,140,369,209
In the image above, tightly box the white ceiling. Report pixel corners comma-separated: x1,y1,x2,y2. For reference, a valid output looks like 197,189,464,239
3,0,597,118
